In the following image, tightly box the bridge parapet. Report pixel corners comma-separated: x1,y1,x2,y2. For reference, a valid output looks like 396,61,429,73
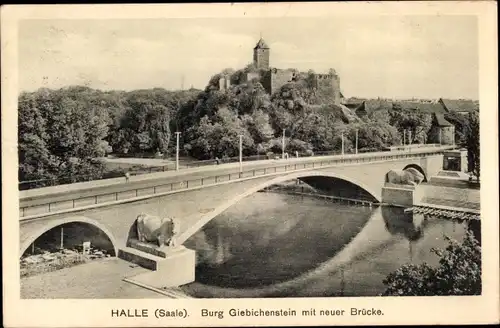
19,147,450,221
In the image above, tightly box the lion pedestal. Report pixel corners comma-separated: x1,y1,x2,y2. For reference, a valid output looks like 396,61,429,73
382,169,426,207
118,214,195,288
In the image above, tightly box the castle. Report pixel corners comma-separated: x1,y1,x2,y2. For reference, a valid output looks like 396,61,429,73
218,38,344,105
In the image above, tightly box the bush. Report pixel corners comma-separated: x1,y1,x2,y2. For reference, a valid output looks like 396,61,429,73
382,230,481,296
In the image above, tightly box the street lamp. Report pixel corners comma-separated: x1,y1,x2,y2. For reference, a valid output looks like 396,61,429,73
341,132,345,156
239,134,243,173
355,129,358,154
282,128,286,159
408,130,412,153
175,132,181,171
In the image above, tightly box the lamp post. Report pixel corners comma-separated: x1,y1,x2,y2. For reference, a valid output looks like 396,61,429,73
239,134,243,173
408,130,412,153
341,132,345,156
282,128,286,159
355,129,358,154
175,132,181,171
403,130,406,146
60,227,64,250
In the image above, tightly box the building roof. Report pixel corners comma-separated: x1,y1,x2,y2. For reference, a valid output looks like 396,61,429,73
343,98,364,106
440,98,479,113
433,113,454,127
338,97,480,116
364,99,394,112
354,101,367,115
254,38,270,49
393,101,447,114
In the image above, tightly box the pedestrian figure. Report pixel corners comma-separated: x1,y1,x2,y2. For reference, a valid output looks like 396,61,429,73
295,151,299,158
125,171,130,183
215,157,220,165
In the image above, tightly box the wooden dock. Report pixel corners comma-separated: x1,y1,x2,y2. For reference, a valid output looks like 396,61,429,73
404,203,480,221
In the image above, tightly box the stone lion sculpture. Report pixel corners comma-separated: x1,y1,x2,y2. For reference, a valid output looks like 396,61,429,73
136,214,180,247
385,168,425,186
404,168,425,184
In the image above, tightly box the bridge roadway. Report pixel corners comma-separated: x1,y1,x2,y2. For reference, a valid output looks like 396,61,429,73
19,146,452,255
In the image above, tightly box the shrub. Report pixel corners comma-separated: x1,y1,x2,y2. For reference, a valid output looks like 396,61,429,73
382,230,481,296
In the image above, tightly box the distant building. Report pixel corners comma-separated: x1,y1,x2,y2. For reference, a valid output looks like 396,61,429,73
218,76,230,91
217,38,344,105
351,99,394,118
393,101,448,115
350,98,470,119
438,98,479,115
428,113,455,145
253,38,270,70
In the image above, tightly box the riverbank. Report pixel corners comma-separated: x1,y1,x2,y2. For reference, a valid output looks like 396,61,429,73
21,245,112,278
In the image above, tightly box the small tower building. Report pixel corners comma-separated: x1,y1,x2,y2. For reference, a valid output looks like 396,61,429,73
253,38,270,70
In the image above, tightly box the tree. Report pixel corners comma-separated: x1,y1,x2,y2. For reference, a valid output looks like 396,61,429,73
389,110,432,144
466,111,480,181
382,231,481,296
230,80,271,115
116,91,172,155
444,111,470,147
241,110,274,153
186,108,253,159
18,87,111,186
348,121,401,151
18,91,55,183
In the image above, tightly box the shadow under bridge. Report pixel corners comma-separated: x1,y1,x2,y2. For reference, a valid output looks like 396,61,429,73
297,175,381,203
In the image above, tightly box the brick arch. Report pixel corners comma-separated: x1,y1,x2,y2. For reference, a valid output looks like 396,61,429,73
20,216,118,258
177,170,381,245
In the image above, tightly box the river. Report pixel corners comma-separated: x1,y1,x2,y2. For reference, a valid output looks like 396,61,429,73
181,192,472,298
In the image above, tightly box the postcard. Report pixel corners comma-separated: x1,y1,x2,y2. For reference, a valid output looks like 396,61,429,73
2,2,498,327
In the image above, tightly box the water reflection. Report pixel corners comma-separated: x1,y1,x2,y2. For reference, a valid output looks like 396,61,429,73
381,205,431,243
185,193,374,288
182,192,472,297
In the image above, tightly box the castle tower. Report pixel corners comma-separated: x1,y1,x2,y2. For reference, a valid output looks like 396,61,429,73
329,68,341,105
253,38,270,70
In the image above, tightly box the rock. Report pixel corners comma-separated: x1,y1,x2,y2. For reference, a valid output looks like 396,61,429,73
42,253,57,261
23,257,39,264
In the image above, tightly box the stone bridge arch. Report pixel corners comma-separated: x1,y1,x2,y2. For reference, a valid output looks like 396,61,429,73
20,216,119,258
177,170,382,244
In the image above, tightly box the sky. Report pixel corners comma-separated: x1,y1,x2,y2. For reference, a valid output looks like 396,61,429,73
18,16,479,99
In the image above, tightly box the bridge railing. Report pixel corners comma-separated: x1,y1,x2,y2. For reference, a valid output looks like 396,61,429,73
19,149,448,219
19,151,351,190
19,144,453,190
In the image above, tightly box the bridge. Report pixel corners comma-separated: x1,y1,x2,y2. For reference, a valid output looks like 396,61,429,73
19,146,452,259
